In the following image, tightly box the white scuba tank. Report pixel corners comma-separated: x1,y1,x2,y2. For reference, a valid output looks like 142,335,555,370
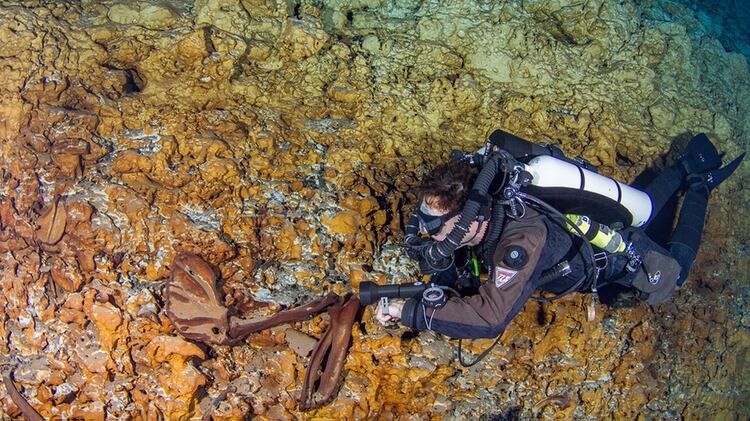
523,155,653,227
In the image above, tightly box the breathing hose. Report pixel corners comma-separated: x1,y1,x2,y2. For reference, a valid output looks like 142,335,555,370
480,197,506,272
403,152,504,273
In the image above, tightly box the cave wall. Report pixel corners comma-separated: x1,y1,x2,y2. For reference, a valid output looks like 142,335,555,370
0,0,748,419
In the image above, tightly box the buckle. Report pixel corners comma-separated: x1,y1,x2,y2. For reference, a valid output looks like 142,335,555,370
593,252,608,283
593,252,609,269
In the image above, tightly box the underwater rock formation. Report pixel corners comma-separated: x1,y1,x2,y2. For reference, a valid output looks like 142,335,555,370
0,0,748,419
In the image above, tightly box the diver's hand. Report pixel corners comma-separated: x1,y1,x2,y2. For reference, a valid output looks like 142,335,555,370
375,299,405,326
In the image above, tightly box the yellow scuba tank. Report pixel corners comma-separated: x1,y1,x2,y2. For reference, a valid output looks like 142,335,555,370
564,214,626,253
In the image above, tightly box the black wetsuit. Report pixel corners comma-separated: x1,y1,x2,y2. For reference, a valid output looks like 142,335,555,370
401,132,740,339
401,209,683,340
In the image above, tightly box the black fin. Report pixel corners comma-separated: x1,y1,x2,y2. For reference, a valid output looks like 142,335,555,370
679,133,722,175
689,152,745,193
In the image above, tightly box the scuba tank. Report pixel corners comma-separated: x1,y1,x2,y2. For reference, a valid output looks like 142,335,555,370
565,213,643,273
565,214,626,253
524,156,653,227
489,130,653,227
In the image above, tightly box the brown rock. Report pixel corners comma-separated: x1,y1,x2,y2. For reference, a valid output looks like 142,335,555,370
50,256,86,292
78,349,110,374
76,250,96,273
35,196,67,245
283,328,318,358
50,138,90,155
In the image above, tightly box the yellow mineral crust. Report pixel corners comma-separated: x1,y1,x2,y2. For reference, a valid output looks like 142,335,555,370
0,0,748,419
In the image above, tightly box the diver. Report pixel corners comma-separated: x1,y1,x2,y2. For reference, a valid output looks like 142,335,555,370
368,131,744,354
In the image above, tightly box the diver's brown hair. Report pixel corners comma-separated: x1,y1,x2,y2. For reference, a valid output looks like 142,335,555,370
417,160,478,212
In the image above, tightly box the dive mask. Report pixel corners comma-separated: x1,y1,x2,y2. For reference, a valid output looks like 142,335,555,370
417,200,461,236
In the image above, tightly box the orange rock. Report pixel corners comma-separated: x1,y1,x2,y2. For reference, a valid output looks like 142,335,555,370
69,401,106,421
281,16,328,60
274,221,302,259
76,250,96,273
52,152,84,179
110,149,153,173
358,196,380,216
321,210,360,235
143,336,207,418
352,184,371,196
145,335,206,362
50,256,85,292
371,210,388,228
348,264,367,289
532,324,570,361
89,302,123,351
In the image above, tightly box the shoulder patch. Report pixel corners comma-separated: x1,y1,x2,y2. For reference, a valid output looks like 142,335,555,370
494,266,518,289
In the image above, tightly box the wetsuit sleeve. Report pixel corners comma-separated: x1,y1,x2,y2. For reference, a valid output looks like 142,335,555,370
401,214,548,339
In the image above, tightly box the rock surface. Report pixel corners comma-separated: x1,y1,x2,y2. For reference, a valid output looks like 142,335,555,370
0,0,748,419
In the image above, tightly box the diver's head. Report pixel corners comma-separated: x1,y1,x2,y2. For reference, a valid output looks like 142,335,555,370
416,160,489,246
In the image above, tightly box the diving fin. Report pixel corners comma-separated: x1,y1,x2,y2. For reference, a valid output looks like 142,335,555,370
669,150,744,290
688,152,745,194
677,133,722,175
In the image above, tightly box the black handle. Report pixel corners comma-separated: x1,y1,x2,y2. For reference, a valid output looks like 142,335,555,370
359,281,429,306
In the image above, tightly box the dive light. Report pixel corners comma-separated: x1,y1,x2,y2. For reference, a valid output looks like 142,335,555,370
361,262,574,307
359,281,448,309
359,281,429,306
